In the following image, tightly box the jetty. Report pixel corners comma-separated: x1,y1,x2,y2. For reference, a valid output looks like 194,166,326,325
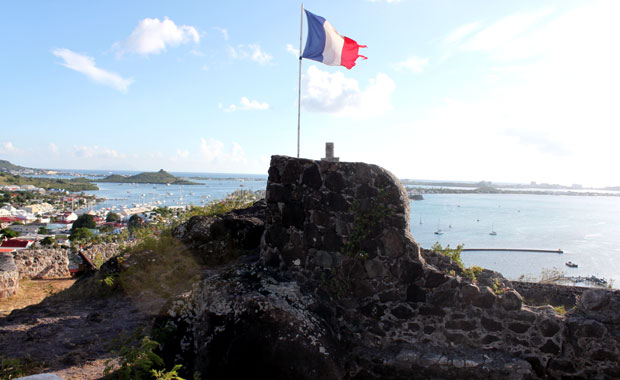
461,248,564,254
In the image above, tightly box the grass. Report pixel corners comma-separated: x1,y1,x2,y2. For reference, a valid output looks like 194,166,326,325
0,357,46,379
0,278,75,317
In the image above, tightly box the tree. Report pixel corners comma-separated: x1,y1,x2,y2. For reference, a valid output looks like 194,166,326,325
106,212,121,223
0,228,20,239
72,214,96,231
38,226,50,235
128,214,145,234
41,236,55,246
70,227,93,242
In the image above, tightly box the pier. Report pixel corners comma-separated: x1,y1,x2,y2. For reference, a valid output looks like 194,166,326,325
461,248,564,254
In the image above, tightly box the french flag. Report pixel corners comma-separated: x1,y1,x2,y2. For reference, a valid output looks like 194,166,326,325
301,9,367,70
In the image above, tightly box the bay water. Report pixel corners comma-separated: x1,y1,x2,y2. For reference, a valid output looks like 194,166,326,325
73,173,619,287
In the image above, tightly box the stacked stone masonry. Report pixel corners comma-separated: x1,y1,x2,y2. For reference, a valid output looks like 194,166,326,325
0,253,19,298
161,155,620,379
0,243,122,298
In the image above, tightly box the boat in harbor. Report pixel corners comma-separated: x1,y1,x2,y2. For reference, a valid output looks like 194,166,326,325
489,223,497,235
566,261,578,268
434,220,444,235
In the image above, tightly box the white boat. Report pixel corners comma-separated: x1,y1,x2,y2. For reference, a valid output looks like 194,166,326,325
489,223,497,235
434,219,444,235
566,261,578,268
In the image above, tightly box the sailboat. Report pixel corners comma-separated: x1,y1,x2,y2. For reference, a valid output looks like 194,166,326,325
489,223,497,236
434,220,444,235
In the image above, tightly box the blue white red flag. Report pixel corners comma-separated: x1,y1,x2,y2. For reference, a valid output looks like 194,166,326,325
301,9,367,70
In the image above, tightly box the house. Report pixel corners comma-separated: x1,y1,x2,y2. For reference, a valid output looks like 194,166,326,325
8,223,45,236
0,238,33,250
57,212,78,223
23,202,55,215
0,248,16,254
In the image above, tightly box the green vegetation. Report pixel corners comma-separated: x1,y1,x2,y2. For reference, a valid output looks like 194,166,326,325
106,211,121,223
553,305,567,315
0,172,98,192
180,189,263,223
462,266,483,281
431,242,485,282
98,169,198,185
0,159,29,172
342,187,392,261
104,331,198,380
70,227,94,242
431,242,465,268
492,278,506,294
104,334,164,380
0,357,45,379
72,214,97,230
0,228,20,239
128,214,145,234
41,236,55,246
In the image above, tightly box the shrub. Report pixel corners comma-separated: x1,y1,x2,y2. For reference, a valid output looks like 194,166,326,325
431,242,465,269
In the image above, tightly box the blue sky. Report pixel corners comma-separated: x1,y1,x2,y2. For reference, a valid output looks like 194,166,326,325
1,0,619,187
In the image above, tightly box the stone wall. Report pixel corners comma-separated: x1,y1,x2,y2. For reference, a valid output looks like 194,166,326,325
513,281,592,308
0,243,123,298
13,249,71,279
159,156,620,379
0,253,19,298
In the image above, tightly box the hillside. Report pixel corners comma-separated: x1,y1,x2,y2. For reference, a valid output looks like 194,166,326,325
0,160,29,172
0,172,98,192
98,169,198,185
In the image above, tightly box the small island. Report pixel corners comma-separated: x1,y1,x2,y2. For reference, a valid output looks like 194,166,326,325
97,169,199,185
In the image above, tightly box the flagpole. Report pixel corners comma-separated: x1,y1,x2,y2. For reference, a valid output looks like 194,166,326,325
297,3,304,158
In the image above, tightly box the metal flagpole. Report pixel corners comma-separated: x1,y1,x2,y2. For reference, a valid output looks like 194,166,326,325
297,3,304,158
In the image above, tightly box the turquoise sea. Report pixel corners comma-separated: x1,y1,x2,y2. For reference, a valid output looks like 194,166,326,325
65,172,620,287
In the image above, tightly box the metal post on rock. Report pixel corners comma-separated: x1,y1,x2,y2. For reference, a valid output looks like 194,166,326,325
297,3,304,158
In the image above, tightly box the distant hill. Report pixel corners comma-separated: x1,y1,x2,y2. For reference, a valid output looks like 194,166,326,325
98,169,198,185
0,159,29,172
0,172,98,191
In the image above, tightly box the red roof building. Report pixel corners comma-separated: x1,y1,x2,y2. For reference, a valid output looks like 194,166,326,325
1,239,33,249
0,216,23,224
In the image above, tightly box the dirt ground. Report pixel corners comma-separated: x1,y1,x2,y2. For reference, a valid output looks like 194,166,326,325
0,276,157,380
0,278,76,317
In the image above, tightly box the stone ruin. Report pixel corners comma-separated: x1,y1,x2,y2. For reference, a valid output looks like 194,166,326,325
0,245,122,298
154,156,620,379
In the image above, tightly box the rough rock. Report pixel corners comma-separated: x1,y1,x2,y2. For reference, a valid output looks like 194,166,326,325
157,155,620,380
173,200,266,264
0,252,19,298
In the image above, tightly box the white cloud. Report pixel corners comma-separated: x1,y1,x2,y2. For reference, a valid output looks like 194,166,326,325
460,9,553,55
444,22,481,44
213,27,229,41
367,0,401,3
52,48,133,92
301,65,395,118
393,56,429,73
176,149,190,159
229,44,273,65
0,141,18,154
72,145,126,160
48,143,58,154
116,17,199,56
201,64,209,71
220,97,270,112
200,138,246,164
239,97,269,110
286,43,300,57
